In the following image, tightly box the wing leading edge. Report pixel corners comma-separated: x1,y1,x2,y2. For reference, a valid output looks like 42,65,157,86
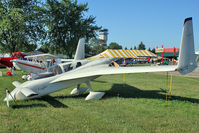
51,65,177,83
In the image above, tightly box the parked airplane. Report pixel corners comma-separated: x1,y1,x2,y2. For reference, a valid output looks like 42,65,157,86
0,52,26,68
4,18,197,107
11,52,74,80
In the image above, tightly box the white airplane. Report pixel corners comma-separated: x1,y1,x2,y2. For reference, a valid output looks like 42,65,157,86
11,46,79,80
4,17,198,107
12,54,58,77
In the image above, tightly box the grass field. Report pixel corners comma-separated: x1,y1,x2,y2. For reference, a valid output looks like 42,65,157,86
0,68,199,133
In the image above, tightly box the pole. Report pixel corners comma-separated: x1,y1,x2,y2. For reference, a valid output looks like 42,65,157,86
173,47,175,65
169,73,173,95
156,46,158,64
162,45,164,63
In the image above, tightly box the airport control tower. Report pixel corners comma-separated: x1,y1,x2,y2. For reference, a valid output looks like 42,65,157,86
99,29,108,46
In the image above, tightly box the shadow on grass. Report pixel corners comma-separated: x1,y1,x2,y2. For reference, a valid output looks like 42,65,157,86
37,95,68,108
53,84,199,104
11,83,199,108
12,104,47,109
54,93,88,99
11,95,68,109
91,79,107,83
103,84,199,104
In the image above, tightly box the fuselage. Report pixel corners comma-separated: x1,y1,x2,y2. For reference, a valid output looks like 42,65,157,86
12,58,75,75
12,59,47,73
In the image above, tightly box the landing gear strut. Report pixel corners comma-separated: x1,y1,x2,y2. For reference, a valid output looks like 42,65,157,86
70,82,105,100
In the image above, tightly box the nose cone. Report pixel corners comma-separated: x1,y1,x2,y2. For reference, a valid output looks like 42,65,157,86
4,87,29,102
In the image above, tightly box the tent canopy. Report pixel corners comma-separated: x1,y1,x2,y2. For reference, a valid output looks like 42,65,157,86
88,49,156,59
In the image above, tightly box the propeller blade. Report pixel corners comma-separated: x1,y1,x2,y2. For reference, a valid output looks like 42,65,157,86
6,89,9,107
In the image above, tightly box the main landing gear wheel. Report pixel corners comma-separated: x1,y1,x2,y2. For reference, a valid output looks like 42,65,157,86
70,84,88,95
85,92,105,100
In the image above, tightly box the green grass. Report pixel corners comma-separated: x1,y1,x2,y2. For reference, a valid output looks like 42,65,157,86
0,68,199,133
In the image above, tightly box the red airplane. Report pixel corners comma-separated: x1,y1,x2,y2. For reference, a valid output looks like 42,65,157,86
0,52,26,68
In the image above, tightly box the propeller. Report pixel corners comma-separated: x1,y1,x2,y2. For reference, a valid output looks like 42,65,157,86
5,88,9,107
5,88,16,107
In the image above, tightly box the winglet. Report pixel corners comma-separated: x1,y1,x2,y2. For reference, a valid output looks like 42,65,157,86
74,38,85,60
177,17,197,74
12,81,21,87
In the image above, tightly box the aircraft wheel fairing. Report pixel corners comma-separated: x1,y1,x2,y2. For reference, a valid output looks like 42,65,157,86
85,92,105,100
22,75,27,80
70,87,88,95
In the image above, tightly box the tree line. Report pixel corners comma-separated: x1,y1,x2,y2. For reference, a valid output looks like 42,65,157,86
0,0,100,58
86,40,156,57
0,0,156,58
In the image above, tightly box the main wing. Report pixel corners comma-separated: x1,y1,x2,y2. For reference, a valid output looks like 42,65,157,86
25,54,57,60
51,64,177,83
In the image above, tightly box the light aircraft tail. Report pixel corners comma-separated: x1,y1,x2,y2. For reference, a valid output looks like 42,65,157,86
74,38,85,60
177,17,197,75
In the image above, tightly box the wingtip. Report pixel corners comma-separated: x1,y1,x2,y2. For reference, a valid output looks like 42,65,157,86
184,17,192,24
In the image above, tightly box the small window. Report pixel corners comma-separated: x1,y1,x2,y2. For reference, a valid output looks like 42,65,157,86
76,62,82,68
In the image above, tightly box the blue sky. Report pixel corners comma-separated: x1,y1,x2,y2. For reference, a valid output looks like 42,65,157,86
78,0,199,51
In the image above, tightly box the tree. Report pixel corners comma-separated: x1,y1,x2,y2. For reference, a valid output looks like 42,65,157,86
0,0,45,54
151,48,156,54
38,43,51,53
45,0,101,58
0,0,100,57
108,42,122,49
0,8,26,54
138,41,146,50
86,38,106,56
148,47,151,52
130,47,132,50
134,46,137,50
124,47,127,50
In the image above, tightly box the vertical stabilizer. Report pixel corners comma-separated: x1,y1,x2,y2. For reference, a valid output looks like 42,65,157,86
74,38,85,60
177,17,197,74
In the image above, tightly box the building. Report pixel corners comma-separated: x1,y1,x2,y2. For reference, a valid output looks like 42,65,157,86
156,47,179,64
156,48,179,58
99,29,108,45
